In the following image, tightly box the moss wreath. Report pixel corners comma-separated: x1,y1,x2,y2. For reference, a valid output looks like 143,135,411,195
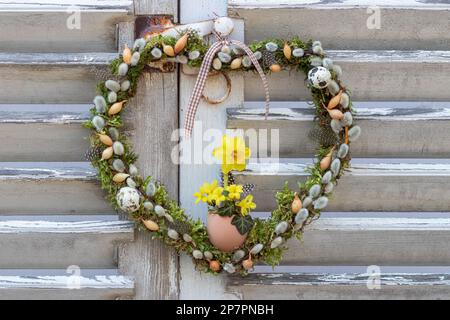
84,29,361,276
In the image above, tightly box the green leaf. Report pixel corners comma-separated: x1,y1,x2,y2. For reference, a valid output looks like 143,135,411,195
231,215,254,235
142,176,152,191
216,202,235,217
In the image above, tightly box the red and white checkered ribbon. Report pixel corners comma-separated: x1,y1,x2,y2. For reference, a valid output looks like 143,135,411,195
184,38,270,137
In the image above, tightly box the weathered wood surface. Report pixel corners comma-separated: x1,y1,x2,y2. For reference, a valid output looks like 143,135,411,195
178,3,245,299
221,0,450,301
0,104,90,123
180,0,228,24
230,0,450,7
118,21,135,51
0,162,97,180
0,2,133,53
0,52,117,65
229,1,450,50
0,162,111,214
178,69,245,300
0,104,90,161
0,215,133,268
227,271,450,300
0,269,134,300
234,158,450,212
227,101,450,158
243,50,450,101
134,0,178,20
0,0,133,10
0,214,132,233
179,72,245,221
120,72,180,300
0,66,99,103
283,217,450,265
117,0,179,300
0,53,115,103
162,20,215,38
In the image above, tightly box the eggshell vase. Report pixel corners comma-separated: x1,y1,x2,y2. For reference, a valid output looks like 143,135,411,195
207,211,247,252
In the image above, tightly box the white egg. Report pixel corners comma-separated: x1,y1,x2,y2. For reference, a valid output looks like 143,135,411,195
116,187,140,213
307,66,332,89
213,17,234,37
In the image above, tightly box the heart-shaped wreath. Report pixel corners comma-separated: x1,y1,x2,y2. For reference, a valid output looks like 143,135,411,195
84,18,360,275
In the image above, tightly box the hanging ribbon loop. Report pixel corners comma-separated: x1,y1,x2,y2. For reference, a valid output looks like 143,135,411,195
183,36,270,137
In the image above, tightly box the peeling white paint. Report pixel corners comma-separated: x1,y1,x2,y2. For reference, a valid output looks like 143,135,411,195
0,1,133,12
308,217,450,231
0,217,133,234
243,159,450,177
0,52,116,65
229,106,450,121
230,0,450,9
0,273,134,289
0,112,89,123
231,272,450,287
328,50,450,63
0,162,97,180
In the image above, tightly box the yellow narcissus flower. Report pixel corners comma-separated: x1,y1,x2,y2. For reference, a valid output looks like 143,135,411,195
194,180,219,204
225,184,243,200
208,186,226,206
213,135,251,174
237,195,256,216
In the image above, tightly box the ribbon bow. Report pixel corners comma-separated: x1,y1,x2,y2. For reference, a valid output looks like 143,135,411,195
184,34,270,137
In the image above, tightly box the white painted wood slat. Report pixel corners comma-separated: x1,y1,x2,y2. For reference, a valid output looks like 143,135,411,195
117,0,180,301
243,50,450,101
229,1,450,51
0,269,134,300
283,217,450,265
0,1,133,53
0,53,115,103
227,270,450,300
230,0,450,8
0,1,133,11
0,162,111,214
0,52,117,65
228,101,450,158
234,158,450,212
0,104,90,161
0,215,134,268
178,1,244,300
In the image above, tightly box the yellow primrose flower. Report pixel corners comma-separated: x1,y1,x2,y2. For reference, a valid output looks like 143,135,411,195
193,188,207,204
237,194,256,216
213,135,251,175
208,186,226,206
225,184,243,200
194,180,219,204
